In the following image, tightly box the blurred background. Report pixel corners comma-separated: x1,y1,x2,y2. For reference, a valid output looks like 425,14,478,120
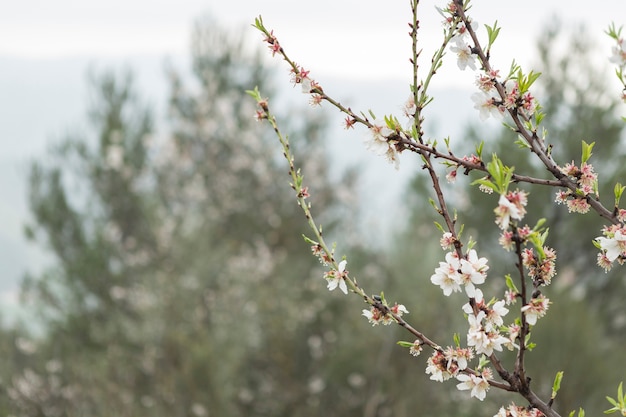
1,1,625,416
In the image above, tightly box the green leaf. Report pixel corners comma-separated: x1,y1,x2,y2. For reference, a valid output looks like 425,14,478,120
581,140,595,164
515,137,531,149
484,21,501,48
476,141,484,158
477,355,490,369
483,154,514,195
505,274,519,293
302,234,318,245
614,183,625,207
551,371,564,399
246,86,261,100
604,382,626,415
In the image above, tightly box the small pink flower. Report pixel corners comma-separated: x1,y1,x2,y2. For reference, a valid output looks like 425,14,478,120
560,161,578,176
446,169,458,183
476,74,496,93
298,187,310,199
597,252,613,272
461,154,482,165
503,80,519,109
498,231,514,251
440,232,456,250
520,91,537,117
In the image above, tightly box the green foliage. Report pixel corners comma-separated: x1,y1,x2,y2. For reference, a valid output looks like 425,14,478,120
604,382,626,415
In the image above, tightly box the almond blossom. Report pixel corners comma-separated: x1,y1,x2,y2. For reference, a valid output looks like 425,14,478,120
466,310,509,356
425,350,456,382
456,372,490,401
409,340,423,357
458,249,489,298
494,190,528,230
430,251,462,296
362,302,409,326
324,260,348,294
365,122,400,169
486,299,509,329
521,295,550,325
495,403,546,417
471,91,504,121
450,39,478,71
443,346,473,371
596,229,626,262
440,232,455,250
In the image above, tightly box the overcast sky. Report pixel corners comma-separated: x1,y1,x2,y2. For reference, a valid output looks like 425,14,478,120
2,1,624,75
0,0,624,320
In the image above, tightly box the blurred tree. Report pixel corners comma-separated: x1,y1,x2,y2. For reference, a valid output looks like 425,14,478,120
10,17,382,417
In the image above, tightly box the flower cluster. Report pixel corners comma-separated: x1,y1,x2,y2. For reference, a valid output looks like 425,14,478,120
362,302,409,326
449,17,479,71
554,161,598,214
495,403,545,417
463,290,510,356
289,65,324,106
472,70,538,121
596,225,626,271
365,121,401,169
521,247,557,286
456,368,492,401
311,243,332,265
262,29,282,56
446,154,482,184
494,190,528,230
498,225,532,251
430,249,489,299
425,346,473,382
